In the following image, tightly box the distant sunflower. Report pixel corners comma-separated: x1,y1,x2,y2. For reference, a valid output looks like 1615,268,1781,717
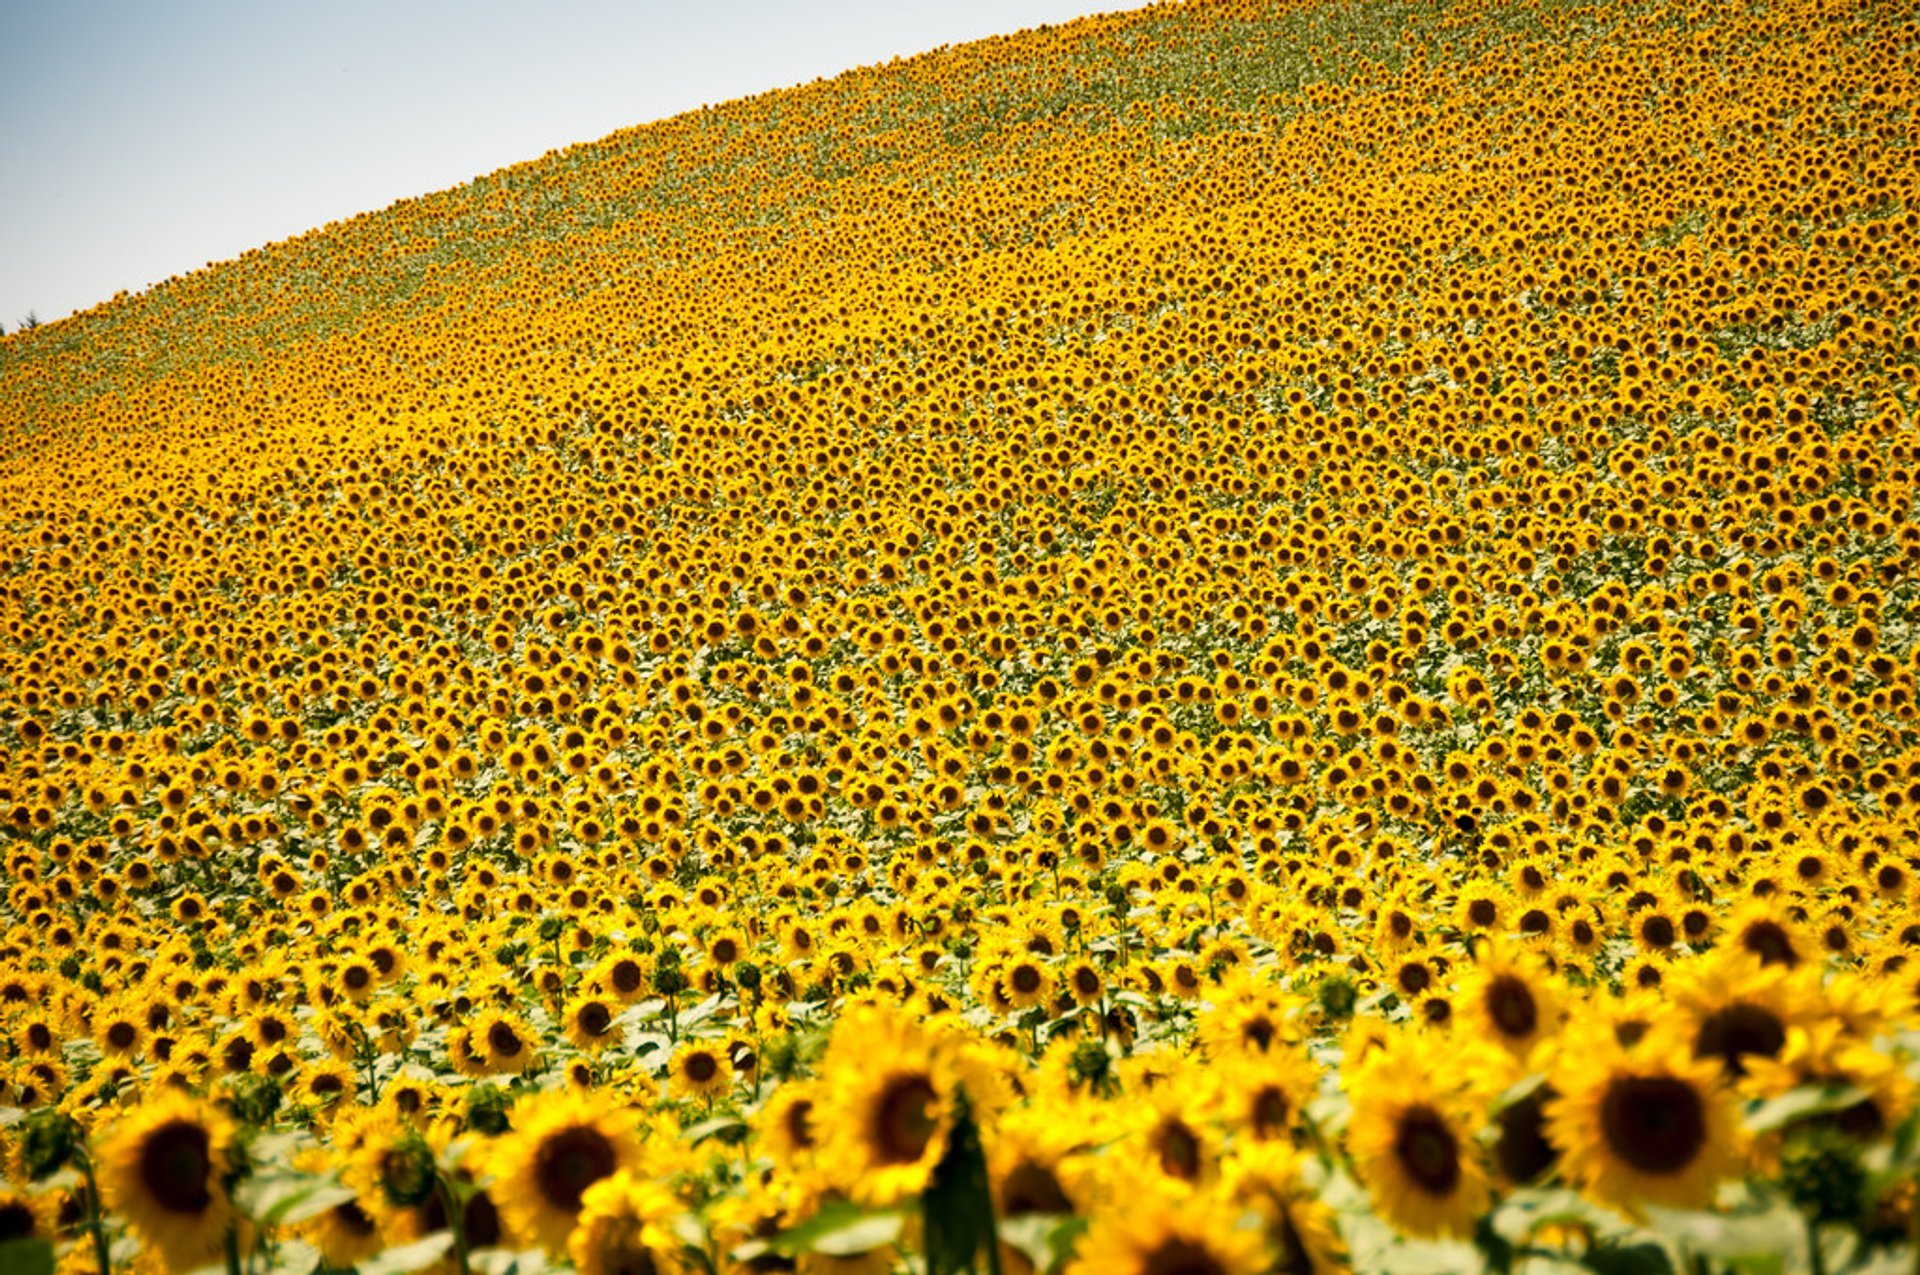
490,1091,645,1254
475,1008,540,1076
668,1042,731,1101
97,1091,237,1273
1347,1048,1489,1239
1214,1047,1318,1143
1547,1028,1740,1214
566,998,622,1053
758,1082,821,1173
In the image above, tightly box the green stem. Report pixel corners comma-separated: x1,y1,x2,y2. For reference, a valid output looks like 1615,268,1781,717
224,1225,243,1275
435,1175,471,1275
77,1152,113,1275
1806,1214,1826,1275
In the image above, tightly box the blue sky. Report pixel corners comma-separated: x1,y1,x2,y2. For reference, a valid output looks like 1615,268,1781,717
0,1,1107,327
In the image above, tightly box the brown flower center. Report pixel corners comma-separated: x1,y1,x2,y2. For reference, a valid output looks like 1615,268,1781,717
488,1021,524,1058
999,1160,1071,1216
0,1201,38,1241
1251,1085,1290,1140
1740,920,1800,968
1157,1119,1203,1181
1599,1074,1706,1175
785,1098,817,1150
1693,1003,1786,1078
1494,1087,1559,1183
874,1076,939,1164
1393,1106,1460,1196
1142,1237,1230,1275
578,1002,612,1037
1485,975,1538,1039
684,1051,720,1084
137,1119,213,1215
534,1126,616,1212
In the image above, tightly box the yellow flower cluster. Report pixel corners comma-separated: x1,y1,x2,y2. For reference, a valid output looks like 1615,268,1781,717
3,0,1919,1269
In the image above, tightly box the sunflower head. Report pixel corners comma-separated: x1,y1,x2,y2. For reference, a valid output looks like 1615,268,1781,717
1546,1024,1742,1216
490,1091,645,1255
567,1170,689,1275
816,1002,1006,1206
1346,1044,1491,1239
97,1091,238,1272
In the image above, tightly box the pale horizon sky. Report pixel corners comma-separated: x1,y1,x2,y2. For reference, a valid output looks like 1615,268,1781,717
0,1,1107,328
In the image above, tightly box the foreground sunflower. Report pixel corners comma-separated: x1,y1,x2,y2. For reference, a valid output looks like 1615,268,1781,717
490,1090,646,1254
1546,1025,1742,1214
1066,1184,1264,1275
567,1169,688,1275
1222,1142,1347,1274
815,1001,1005,1206
1346,1045,1490,1239
96,1091,238,1272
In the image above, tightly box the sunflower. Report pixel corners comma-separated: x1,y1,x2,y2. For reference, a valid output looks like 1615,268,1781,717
566,997,622,1053
1221,1142,1347,1274
1456,942,1561,1059
490,1091,646,1254
816,1002,1005,1206
758,1081,822,1173
1346,1045,1490,1239
1668,952,1822,1086
1198,975,1300,1061
1724,902,1811,970
1212,1047,1318,1144
96,1091,237,1272
0,1189,55,1246
475,1008,540,1076
989,1106,1094,1221
568,1170,689,1275
1743,1018,1916,1143
1546,1025,1741,1214
668,1042,732,1101
1066,1183,1263,1275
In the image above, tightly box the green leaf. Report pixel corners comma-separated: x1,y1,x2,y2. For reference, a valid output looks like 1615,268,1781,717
1744,1083,1870,1133
1581,1242,1677,1275
235,1172,359,1227
769,1201,904,1258
0,1240,54,1275
355,1233,456,1275
998,1214,1089,1275
1642,1203,1800,1274
681,1115,747,1146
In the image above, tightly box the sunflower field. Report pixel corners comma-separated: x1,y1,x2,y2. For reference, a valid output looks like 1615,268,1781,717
2,0,1918,1271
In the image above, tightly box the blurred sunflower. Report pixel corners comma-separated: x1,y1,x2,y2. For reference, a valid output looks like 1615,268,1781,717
1346,1045,1489,1238
491,1091,646,1254
568,1169,689,1275
97,1091,237,1272
1547,1025,1741,1213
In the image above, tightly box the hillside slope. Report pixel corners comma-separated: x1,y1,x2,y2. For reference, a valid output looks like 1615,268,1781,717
3,0,1920,1270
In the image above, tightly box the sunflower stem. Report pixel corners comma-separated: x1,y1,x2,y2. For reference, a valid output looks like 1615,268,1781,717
76,1149,113,1275
1805,1214,1826,1275
435,1174,471,1275
224,1224,243,1275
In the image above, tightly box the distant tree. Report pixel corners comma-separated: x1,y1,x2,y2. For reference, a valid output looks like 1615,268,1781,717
18,311,38,331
